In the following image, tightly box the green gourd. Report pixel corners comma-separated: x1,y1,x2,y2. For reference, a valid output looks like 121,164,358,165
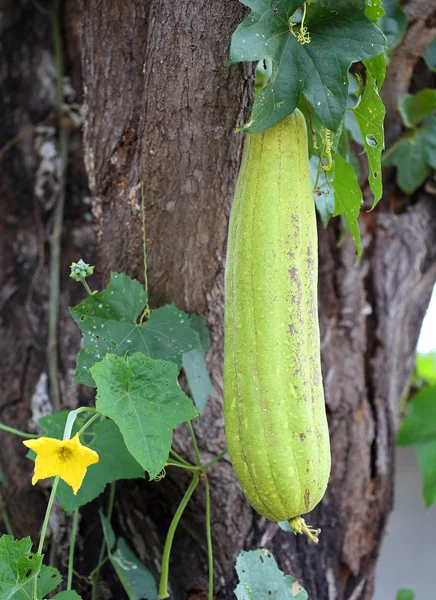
223,109,330,543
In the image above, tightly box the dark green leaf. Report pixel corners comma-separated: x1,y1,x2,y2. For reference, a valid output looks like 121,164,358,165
398,89,436,127
383,117,436,194
332,155,363,257
112,539,158,600
182,315,214,416
395,588,415,600
379,0,407,52
397,386,436,446
37,412,144,513
182,350,214,417
0,536,42,600
353,72,385,206
416,441,436,507
229,0,386,134
70,272,200,386
188,315,211,352
423,36,436,71
100,513,116,551
235,549,308,599
100,514,158,600
91,353,197,479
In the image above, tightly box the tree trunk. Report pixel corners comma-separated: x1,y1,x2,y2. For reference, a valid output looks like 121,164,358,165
1,1,436,599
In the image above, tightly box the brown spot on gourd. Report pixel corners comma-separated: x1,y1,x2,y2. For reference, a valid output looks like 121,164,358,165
299,432,306,441
288,323,298,335
304,488,310,511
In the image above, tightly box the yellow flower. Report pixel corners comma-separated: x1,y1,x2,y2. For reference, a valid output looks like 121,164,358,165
23,433,99,495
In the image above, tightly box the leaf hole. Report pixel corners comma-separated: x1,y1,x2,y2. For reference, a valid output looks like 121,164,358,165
365,134,378,147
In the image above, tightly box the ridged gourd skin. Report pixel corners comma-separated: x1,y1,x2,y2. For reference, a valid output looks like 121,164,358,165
224,109,331,527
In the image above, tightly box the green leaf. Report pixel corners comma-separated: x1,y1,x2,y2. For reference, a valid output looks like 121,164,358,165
416,352,436,385
70,272,200,386
363,52,386,88
310,156,334,227
52,592,83,600
397,386,436,446
365,0,384,21
182,350,214,417
112,539,157,600
100,515,158,600
380,0,407,52
416,440,436,507
36,413,144,513
398,89,436,127
332,155,363,257
182,315,214,416
99,513,116,550
17,565,62,600
234,549,308,599
229,0,386,134
188,315,211,352
277,521,292,532
91,353,198,479
396,588,415,600
383,117,436,194
0,536,42,600
353,72,385,206
423,36,436,71
344,75,364,144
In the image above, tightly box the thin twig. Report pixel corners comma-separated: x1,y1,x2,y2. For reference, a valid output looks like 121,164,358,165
47,0,68,412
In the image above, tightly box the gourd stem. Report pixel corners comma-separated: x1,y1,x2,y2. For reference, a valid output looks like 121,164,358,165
288,516,321,545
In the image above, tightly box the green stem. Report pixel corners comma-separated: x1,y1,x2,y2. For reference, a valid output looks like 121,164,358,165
169,449,193,467
47,0,68,413
34,477,60,600
0,423,39,439
187,421,202,467
77,413,101,437
79,276,94,296
0,487,13,535
158,472,200,599
88,555,110,581
67,509,79,590
202,449,228,469
204,474,214,600
165,461,201,473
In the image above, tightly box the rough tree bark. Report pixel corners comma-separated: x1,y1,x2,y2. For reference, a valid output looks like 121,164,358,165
0,1,435,599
